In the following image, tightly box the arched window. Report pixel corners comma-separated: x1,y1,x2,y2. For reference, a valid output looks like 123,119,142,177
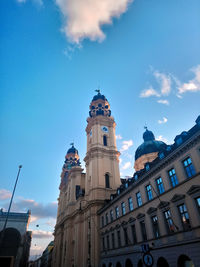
103,135,107,146
105,173,110,188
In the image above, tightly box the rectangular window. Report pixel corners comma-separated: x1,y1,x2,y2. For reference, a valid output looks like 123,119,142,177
131,225,137,244
183,157,196,178
140,221,147,241
123,227,129,245
110,210,114,222
105,213,109,225
102,237,105,250
178,204,191,230
115,206,120,218
164,210,175,233
101,216,104,227
106,235,110,250
168,168,178,187
196,197,200,214
117,230,121,247
156,177,165,194
146,184,153,201
111,233,115,249
136,192,142,207
103,135,107,146
121,202,126,215
128,197,134,211
151,215,160,238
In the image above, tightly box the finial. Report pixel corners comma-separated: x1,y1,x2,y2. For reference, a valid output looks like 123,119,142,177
70,142,74,147
95,89,100,94
144,124,148,130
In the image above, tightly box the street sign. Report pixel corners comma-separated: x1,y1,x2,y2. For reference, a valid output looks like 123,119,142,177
143,252,154,267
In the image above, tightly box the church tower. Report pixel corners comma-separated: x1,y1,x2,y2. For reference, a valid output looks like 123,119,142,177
84,90,121,200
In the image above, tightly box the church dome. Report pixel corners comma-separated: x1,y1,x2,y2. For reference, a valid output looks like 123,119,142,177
89,90,111,118
67,144,78,155
135,128,167,161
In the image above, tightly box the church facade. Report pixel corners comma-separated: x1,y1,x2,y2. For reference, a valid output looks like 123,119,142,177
52,92,200,267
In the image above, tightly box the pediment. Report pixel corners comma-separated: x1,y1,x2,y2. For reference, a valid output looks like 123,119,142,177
171,194,185,203
121,220,127,225
187,185,200,195
157,201,169,209
147,207,157,215
137,213,145,219
128,217,136,223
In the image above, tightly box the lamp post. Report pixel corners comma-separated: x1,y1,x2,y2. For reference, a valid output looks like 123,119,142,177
0,165,22,249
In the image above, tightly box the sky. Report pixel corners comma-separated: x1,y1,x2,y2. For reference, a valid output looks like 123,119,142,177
0,0,200,258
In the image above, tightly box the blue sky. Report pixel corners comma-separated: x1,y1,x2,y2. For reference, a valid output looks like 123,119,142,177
1,0,200,257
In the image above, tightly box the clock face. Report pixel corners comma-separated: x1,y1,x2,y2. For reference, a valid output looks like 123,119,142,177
101,126,109,133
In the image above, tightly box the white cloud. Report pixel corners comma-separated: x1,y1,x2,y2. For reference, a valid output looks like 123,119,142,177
31,230,53,239
157,99,169,105
55,0,133,44
140,86,160,98
0,189,12,200
154,71,171,96
157,135,168,143
177,65,200,95
120,140,133,152
158,117,168,124
119,158,122,164
116,134,122,140
121,161,131,170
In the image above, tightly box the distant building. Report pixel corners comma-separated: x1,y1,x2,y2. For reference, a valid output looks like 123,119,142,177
52,91,200,267
0,210,32,267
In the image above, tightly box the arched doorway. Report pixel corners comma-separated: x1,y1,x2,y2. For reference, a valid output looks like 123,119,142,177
116,263,122,267
178,255,195,267
157,257,169,267
126,258,133,267
138,259,143,267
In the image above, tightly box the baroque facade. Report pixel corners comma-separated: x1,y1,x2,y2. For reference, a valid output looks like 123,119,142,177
52,91,200,267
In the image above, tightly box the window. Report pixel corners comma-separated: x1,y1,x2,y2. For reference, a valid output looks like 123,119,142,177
106,235,110,249
105,173,110,188
105,213,109,225
151,215,160,238
128,197,134,211
136,192,142,207
156,177,165,194
121,202,126,215
125,182,129,189
140,221,147,241
168,168,178,187
164,210,175,233
123,227,129,245
110,210,114,222
183,157,196,178
103,135,107,146
101,216,104,227
102,237,105,250
178,204,191,230
146,184,153,201
111,233,115,249
131,225,137,244
117,230,121,247
115,206,120,218
195,197,200,214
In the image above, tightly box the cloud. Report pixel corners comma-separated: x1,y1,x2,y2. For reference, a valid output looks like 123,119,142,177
16,0,43,5
158,117,168,124
157,135,168,143
31,230,53,239
116,134,122,140
177,65,200,95
154,71,171,96
157,99,169,105
0,189,12,200
140,86,160,98
1,196,57,221
121,161,131,170
55,0,133,44
120,140,133,152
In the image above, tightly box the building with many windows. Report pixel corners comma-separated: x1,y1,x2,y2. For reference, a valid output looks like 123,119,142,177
99,116,200,267
52,91,200,267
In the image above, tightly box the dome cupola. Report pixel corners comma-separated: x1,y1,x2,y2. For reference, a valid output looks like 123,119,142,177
64,143,81,170
89,90,111,118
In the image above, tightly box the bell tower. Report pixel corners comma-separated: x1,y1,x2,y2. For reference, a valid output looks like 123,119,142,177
84,90,121,200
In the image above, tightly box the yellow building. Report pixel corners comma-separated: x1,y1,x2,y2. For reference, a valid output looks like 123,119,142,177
52,91,200,267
